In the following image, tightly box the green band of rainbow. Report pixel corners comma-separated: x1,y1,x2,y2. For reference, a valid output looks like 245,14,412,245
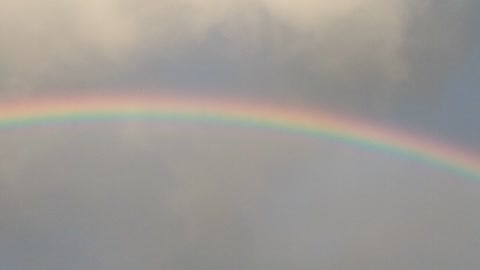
1,94,479,181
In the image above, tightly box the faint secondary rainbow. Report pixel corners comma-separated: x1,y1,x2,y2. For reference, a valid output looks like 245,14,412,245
1,94,479,181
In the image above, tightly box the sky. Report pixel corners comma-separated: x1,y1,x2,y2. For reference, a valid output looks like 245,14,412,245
0,0,480,269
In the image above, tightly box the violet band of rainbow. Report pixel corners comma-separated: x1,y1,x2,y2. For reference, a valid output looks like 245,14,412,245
1,95,479,181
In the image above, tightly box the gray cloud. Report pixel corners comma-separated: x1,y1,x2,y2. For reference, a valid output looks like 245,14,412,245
1,126,479,269
1,0,476,113
0,2,479,269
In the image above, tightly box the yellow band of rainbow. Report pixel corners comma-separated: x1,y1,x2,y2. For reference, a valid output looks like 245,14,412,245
1,94,479,181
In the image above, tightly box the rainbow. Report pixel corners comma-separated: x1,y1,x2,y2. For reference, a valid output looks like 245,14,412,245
1,94,479,181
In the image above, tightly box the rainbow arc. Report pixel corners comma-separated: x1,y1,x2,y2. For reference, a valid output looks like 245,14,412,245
1,94,479,181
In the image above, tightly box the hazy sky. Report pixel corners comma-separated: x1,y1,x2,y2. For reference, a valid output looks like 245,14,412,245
0,1,479,269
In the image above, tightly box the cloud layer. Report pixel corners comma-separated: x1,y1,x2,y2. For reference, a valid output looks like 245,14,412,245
1,0,476,111
1,2,479,269
1,126,480,269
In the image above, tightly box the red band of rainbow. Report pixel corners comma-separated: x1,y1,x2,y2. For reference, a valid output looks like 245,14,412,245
1,94,479,181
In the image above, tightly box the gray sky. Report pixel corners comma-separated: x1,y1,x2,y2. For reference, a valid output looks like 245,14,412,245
1,1,480,269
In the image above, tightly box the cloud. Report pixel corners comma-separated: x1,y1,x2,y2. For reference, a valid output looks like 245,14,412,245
1,126,479,269
1,2,479,269
0,0,476,109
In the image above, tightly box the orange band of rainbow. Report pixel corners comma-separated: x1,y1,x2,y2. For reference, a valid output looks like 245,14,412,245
1,94,479,181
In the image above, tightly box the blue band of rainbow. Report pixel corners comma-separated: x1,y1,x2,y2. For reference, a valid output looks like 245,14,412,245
1,94,479,181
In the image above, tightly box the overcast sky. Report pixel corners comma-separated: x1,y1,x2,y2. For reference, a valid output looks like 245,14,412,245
1,1,480,269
